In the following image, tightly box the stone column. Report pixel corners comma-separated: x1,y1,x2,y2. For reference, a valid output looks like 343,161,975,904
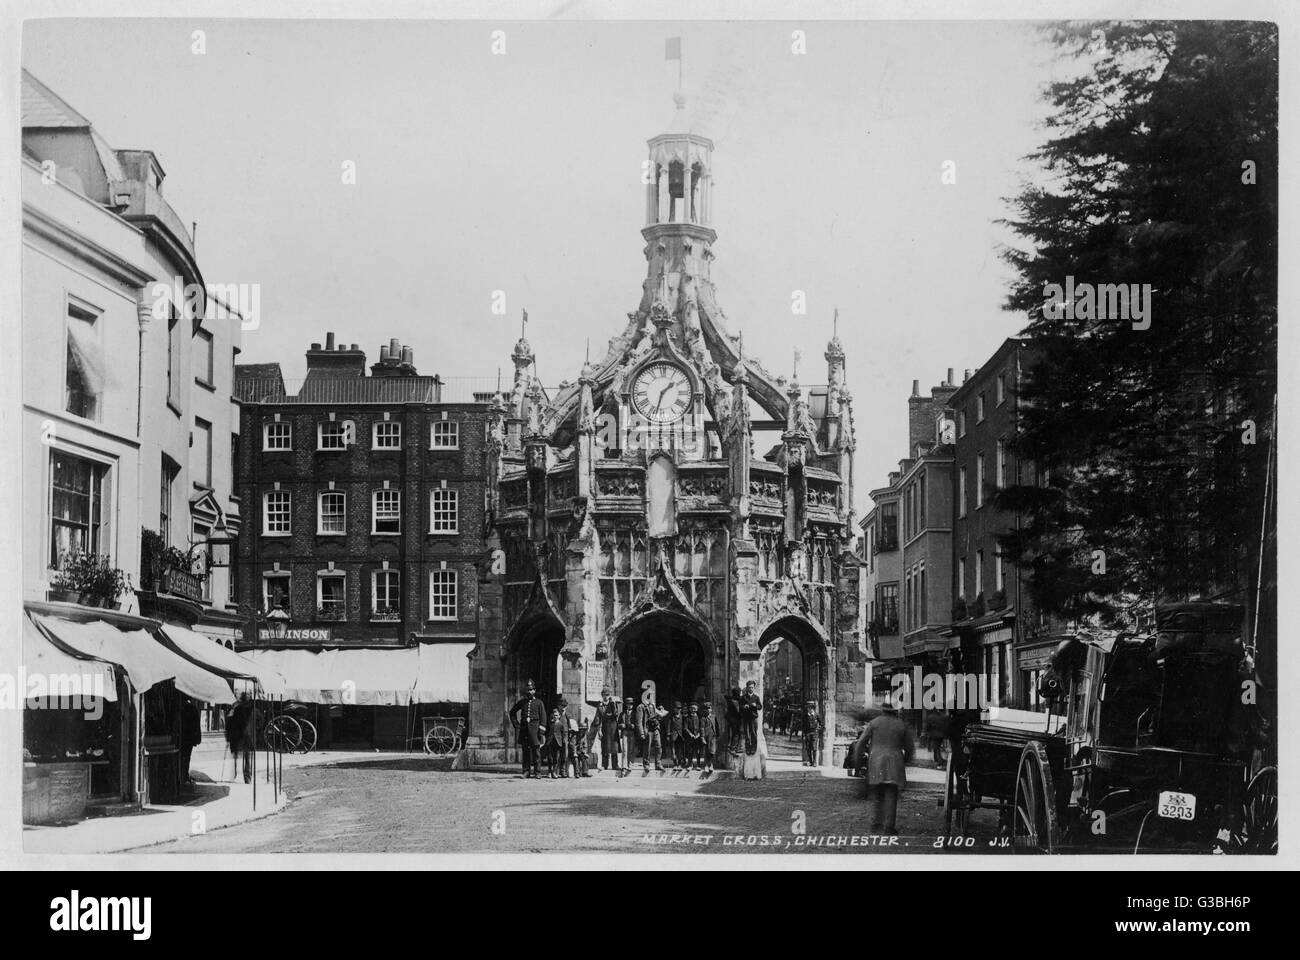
464,568,509,766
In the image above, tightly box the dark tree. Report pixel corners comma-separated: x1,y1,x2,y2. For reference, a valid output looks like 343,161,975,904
997,21,1277,624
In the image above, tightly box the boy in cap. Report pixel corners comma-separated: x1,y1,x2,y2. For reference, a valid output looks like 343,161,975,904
618,696,637,772
665,701,686,770
682,702,703,770
697,702,719,774
545,707,569,778
592,686,621,771
568,714,590,779
801,699,821,766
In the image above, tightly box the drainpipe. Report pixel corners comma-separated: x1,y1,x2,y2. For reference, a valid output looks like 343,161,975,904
135,297,152,608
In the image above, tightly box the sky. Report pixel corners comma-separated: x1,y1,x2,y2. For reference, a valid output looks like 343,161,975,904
23,18,1071,516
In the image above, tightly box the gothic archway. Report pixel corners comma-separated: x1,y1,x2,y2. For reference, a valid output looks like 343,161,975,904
610,610,715,710
505,612,566,711
756,615,830,763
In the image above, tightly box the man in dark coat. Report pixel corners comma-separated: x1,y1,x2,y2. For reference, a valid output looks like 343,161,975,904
509,680,547,778
180,695,203,786
724,687,743,754
591,687,621,770
801,700,821,767
860,701,915,834
226,693,256,784
635,697,663,772
739,681,763,756
697,702,720,774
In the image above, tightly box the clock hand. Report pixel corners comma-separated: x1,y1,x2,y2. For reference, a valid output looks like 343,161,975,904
657,383,674,405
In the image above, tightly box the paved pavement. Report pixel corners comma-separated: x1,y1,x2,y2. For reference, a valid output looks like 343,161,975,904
129,750,989,855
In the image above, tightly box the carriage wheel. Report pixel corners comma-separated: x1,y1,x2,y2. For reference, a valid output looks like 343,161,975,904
1229,766,1277,854
942,751,969,838
1012,741,1059,853
263,715,301,754
424,724,459,757
293,718,318,754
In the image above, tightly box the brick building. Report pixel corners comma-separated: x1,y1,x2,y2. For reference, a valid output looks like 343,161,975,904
233,335,491,748
946,338,1062,709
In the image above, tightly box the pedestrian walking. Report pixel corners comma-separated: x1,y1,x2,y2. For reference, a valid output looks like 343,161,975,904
860,700,915,835
924,710,949,767
225,693,256,784
509,679,547,779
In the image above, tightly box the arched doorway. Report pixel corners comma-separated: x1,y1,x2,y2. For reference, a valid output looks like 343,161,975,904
756,616,829,764
507,614,566,710
611,612,713,710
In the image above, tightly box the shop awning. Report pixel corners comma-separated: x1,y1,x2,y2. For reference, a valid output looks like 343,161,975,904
413,642,473,704
22,614,117,702
158,624,287,696
244,645,472,706
31,613,234,705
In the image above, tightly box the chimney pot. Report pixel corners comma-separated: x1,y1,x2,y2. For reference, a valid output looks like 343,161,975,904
379,344,390,360
964,369,971,383
325,332,336,351
401,346,414,365
351,344,359,352
911,379,920,397
310,342,321,351
946,367,954,385
390,338,401,357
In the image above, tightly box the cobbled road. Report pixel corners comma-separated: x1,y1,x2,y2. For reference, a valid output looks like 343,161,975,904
133,757,1012,855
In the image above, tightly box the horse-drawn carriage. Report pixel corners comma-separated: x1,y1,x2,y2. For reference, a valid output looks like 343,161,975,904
942,602,1276,853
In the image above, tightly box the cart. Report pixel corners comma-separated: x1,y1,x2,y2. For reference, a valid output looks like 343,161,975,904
422,716,465,758
942,602,1276,854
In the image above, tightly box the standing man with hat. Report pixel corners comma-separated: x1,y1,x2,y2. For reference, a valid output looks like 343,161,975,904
591,687,622,772
509,679,547,779
859,698,915,834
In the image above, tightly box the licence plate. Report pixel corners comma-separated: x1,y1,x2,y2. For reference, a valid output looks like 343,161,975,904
1157,790,1196,821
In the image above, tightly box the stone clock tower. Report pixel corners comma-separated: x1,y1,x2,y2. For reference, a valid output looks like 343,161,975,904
465,94,865,774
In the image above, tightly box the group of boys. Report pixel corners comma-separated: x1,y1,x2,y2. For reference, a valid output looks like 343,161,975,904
589,688,723,774
509,679,822,778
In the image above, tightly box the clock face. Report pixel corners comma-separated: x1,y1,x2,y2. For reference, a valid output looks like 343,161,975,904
631,362,691,424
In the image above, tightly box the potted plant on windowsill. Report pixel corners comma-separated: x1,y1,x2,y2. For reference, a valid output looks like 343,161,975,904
85,559,128,610
371,605,400,622
47,551,85,604
316,605,345,622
